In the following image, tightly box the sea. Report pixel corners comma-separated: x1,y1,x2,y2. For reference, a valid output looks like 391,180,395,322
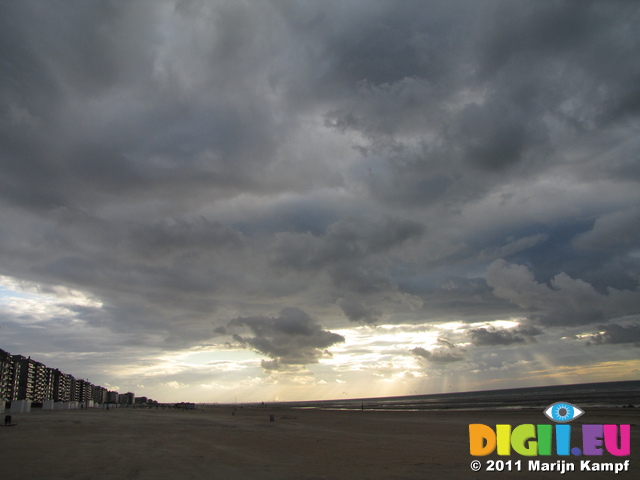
271,380,640,412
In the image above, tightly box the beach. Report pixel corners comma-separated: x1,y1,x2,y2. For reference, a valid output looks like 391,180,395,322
1,406,638,479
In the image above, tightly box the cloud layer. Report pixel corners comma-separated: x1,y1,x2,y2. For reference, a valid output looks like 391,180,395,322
1,0,639,401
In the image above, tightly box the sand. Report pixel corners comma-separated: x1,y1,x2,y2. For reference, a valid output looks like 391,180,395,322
1,406,638,479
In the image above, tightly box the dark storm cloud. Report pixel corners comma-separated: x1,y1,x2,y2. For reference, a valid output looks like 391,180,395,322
0,0,297,213
1,0,639,368
324,0,640,205
220,307,345,370
479,0,640,128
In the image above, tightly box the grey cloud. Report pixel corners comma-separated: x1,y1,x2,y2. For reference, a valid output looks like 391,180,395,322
486,260,640,326
586,322,640,347
469,324,542,346
328,262,394,295
336,294,381,325
127,217,246,258
273,216,423,271
573,207,640,254
272,216,423,309
479,234,549,261
324,0,640,208
0,0,301,213
3,0,639,214
452,99,547,171
323,0,488,91
223,307,345,370
412,346,465,364
479,1,640,126
412,338,466,364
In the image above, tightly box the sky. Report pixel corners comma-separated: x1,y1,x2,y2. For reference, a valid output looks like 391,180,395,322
1,0,639,404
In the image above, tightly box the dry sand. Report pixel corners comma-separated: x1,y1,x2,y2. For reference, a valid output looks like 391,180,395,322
1,406,638,479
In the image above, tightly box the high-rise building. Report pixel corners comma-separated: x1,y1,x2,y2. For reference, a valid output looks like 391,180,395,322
92,385,109,404
76,379,94,403
118,392,135,405
52,369,73,402
124,392,135,405
107,391,119,404
33,363,54,402
0,348,134,406
0,348,14,400
13,355,37,401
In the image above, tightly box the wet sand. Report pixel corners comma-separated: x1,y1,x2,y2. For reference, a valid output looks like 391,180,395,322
1,406,638,479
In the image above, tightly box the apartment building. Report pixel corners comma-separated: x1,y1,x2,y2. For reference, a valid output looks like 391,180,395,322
34,363,55,402
119,392,135,406
52,369,73,402
0,348,14,400
75,379,94,403
0,347,134,407
5,354,21,400
93,385,109,405
105,390,116,404
13,355,37,401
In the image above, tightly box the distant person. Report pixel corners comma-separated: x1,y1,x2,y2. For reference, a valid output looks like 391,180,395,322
4,414,11,426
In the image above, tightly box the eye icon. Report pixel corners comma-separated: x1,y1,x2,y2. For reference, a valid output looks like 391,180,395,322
544,402,584,423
